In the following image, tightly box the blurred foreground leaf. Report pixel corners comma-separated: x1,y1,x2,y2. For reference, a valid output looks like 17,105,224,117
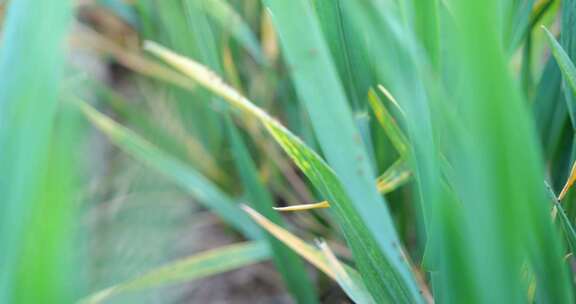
80,241,270,304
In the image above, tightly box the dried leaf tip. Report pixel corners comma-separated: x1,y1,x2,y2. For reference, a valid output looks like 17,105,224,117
273,201,330,212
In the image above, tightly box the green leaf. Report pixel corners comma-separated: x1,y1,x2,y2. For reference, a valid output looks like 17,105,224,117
78,101,261,240
532,58,568,161
14,106,80,303
545,182,576,253
412,0,440,68
556,201,576,254
0,0,74,302
507,0,536,53
79,241,270,304
543,26,576,127
560,0,576,128
312,0,374,111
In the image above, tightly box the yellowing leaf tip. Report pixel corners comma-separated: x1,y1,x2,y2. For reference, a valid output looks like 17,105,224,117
377,84,403,111
273,201,330,212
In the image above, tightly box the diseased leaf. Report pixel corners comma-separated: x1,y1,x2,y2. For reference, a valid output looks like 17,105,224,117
242,206,375,304
368,88,409,156
145,41,424,303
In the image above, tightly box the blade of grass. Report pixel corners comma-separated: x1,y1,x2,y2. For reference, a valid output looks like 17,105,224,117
317,241,376,304
273,201,330,212
15,104,80,303
545,182,576,253
560,0,576,128
543,26,576,127
242,205,375,304
532,57,568,162
77,100,261,239
242,205,334,276
144,41,424,303
377,85,407,118
312,0,374,111
227,122,318,303
0,0,74,301
520,0,555,95
554,198,576,254
79,241,270,304
376,159,412,194
507,0,536,53
368,88,409,156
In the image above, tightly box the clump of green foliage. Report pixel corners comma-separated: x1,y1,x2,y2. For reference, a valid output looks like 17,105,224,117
2,0,576,303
